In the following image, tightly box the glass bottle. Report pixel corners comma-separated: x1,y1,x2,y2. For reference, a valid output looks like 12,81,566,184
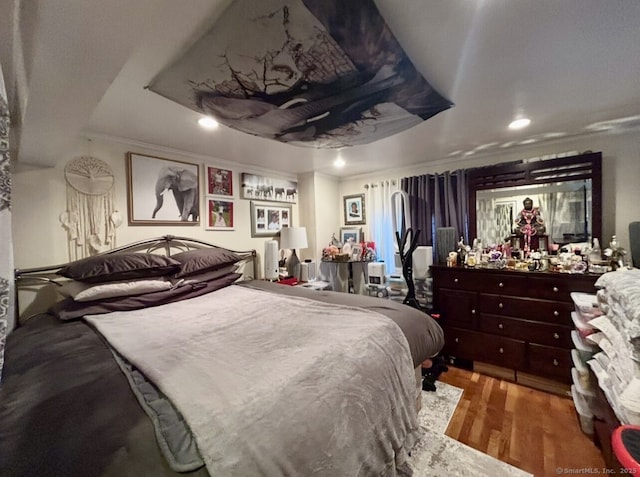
589,238,601,263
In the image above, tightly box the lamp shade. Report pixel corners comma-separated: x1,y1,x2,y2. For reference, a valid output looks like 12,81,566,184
280,227,308,250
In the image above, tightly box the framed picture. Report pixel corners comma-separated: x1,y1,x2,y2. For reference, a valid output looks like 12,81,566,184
126,152,200,225
351,244,363,261
206,198,234,230
343,193,365,225
250,201,292,237
241,172,298,203
205,166,233,197
340,227,362,246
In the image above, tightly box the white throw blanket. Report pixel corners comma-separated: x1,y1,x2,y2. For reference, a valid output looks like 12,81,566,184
85,285,419,476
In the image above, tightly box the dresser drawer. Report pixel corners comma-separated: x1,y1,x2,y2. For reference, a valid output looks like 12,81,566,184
442,325,526,369
475,273,528,296
478,314,572,348
479,294,574,324
527,343,572,382
527,274,598,302
434,270,486,291
436,289,477,327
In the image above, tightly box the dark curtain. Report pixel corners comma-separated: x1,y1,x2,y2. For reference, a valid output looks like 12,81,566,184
401,169,469,246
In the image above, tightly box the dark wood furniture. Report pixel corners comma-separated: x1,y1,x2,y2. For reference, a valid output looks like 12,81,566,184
468,151,603,247
431,265,598,388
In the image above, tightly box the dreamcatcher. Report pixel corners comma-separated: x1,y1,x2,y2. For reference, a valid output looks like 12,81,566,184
60,156,121,260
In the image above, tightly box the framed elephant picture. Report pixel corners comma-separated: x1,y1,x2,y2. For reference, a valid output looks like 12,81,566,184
126,152,200,225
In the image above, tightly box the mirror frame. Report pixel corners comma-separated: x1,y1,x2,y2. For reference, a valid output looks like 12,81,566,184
468,151,602,245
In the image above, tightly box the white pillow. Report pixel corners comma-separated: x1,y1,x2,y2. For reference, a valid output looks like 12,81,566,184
59,278,172,302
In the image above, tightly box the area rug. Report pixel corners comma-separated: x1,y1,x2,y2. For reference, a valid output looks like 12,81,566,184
408,382,533,477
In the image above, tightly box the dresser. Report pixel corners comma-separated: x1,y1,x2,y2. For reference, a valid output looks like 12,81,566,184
431,266,598,389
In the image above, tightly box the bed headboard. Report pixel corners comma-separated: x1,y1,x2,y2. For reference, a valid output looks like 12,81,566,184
14,235,257,325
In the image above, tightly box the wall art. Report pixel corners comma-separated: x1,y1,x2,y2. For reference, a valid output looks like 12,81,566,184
241,173,297,203
206,198,234,230
250,201,292,237
205,166,233,197
126,152,200,225
343,193,365,225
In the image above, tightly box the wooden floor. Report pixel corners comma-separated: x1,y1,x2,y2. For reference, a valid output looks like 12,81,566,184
438,366,607,477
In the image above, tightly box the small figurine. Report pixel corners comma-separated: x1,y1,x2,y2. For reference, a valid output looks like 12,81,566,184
514,197,546,252
604,235,627,270
456,236,467,265
330,233,342,249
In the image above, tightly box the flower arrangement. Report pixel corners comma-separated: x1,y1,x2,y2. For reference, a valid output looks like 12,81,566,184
604,235,627,270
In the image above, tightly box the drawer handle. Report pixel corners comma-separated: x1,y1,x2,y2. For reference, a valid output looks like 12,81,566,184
498,323,504,329
553,286,559,292
455,338,459,343
498,303,504,309
499,282,504,288
499,347,504,354
553,359,559,366
471,309,476,315
553,310,559,317
553,332,560,339
454,278,459,283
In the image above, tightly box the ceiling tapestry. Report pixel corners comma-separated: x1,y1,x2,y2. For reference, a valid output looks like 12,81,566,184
148,0,453,148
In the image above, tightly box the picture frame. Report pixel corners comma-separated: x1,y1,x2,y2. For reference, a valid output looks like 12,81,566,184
126,152,200,225
351,244,363,261
340,227,362,246
241,172,298,203
250,201,292,237
205,198,234,230
205,166,233,197
343,193,365,225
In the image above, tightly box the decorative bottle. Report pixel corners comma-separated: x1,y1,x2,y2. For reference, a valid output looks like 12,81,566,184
589,238,601,263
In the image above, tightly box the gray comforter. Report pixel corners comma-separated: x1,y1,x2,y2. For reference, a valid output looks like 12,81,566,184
0,281,444,477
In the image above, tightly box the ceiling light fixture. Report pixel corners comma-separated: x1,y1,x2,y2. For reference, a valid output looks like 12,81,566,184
198,116,219,130
508,118,531,130
334,157,346,168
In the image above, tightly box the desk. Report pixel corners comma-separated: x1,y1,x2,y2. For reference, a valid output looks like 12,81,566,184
319,260,369,294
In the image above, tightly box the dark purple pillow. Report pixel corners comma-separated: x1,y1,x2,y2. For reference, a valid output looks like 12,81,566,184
57,253,181,283
172,248,242,278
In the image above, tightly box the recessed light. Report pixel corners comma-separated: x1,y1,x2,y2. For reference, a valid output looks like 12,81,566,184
508,118,531,130
334,157,345,168
198,116,219,130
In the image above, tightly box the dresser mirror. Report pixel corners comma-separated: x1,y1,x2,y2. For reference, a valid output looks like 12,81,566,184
468,152,602,249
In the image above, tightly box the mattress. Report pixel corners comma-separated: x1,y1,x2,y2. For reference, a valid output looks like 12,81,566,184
0,281,443,476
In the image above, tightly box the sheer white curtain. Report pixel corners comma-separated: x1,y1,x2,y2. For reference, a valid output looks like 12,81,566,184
0,64,14,380
366,179,400,273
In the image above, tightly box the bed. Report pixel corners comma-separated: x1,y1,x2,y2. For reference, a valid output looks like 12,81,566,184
1,236,444,477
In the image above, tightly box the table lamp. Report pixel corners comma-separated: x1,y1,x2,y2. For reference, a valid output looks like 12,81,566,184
280,227,308,279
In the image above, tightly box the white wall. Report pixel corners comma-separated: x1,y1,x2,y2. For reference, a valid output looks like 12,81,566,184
294,172,341,265
13,136,300,277
12,129,640,273
338,129,640,253
311,173,341,261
